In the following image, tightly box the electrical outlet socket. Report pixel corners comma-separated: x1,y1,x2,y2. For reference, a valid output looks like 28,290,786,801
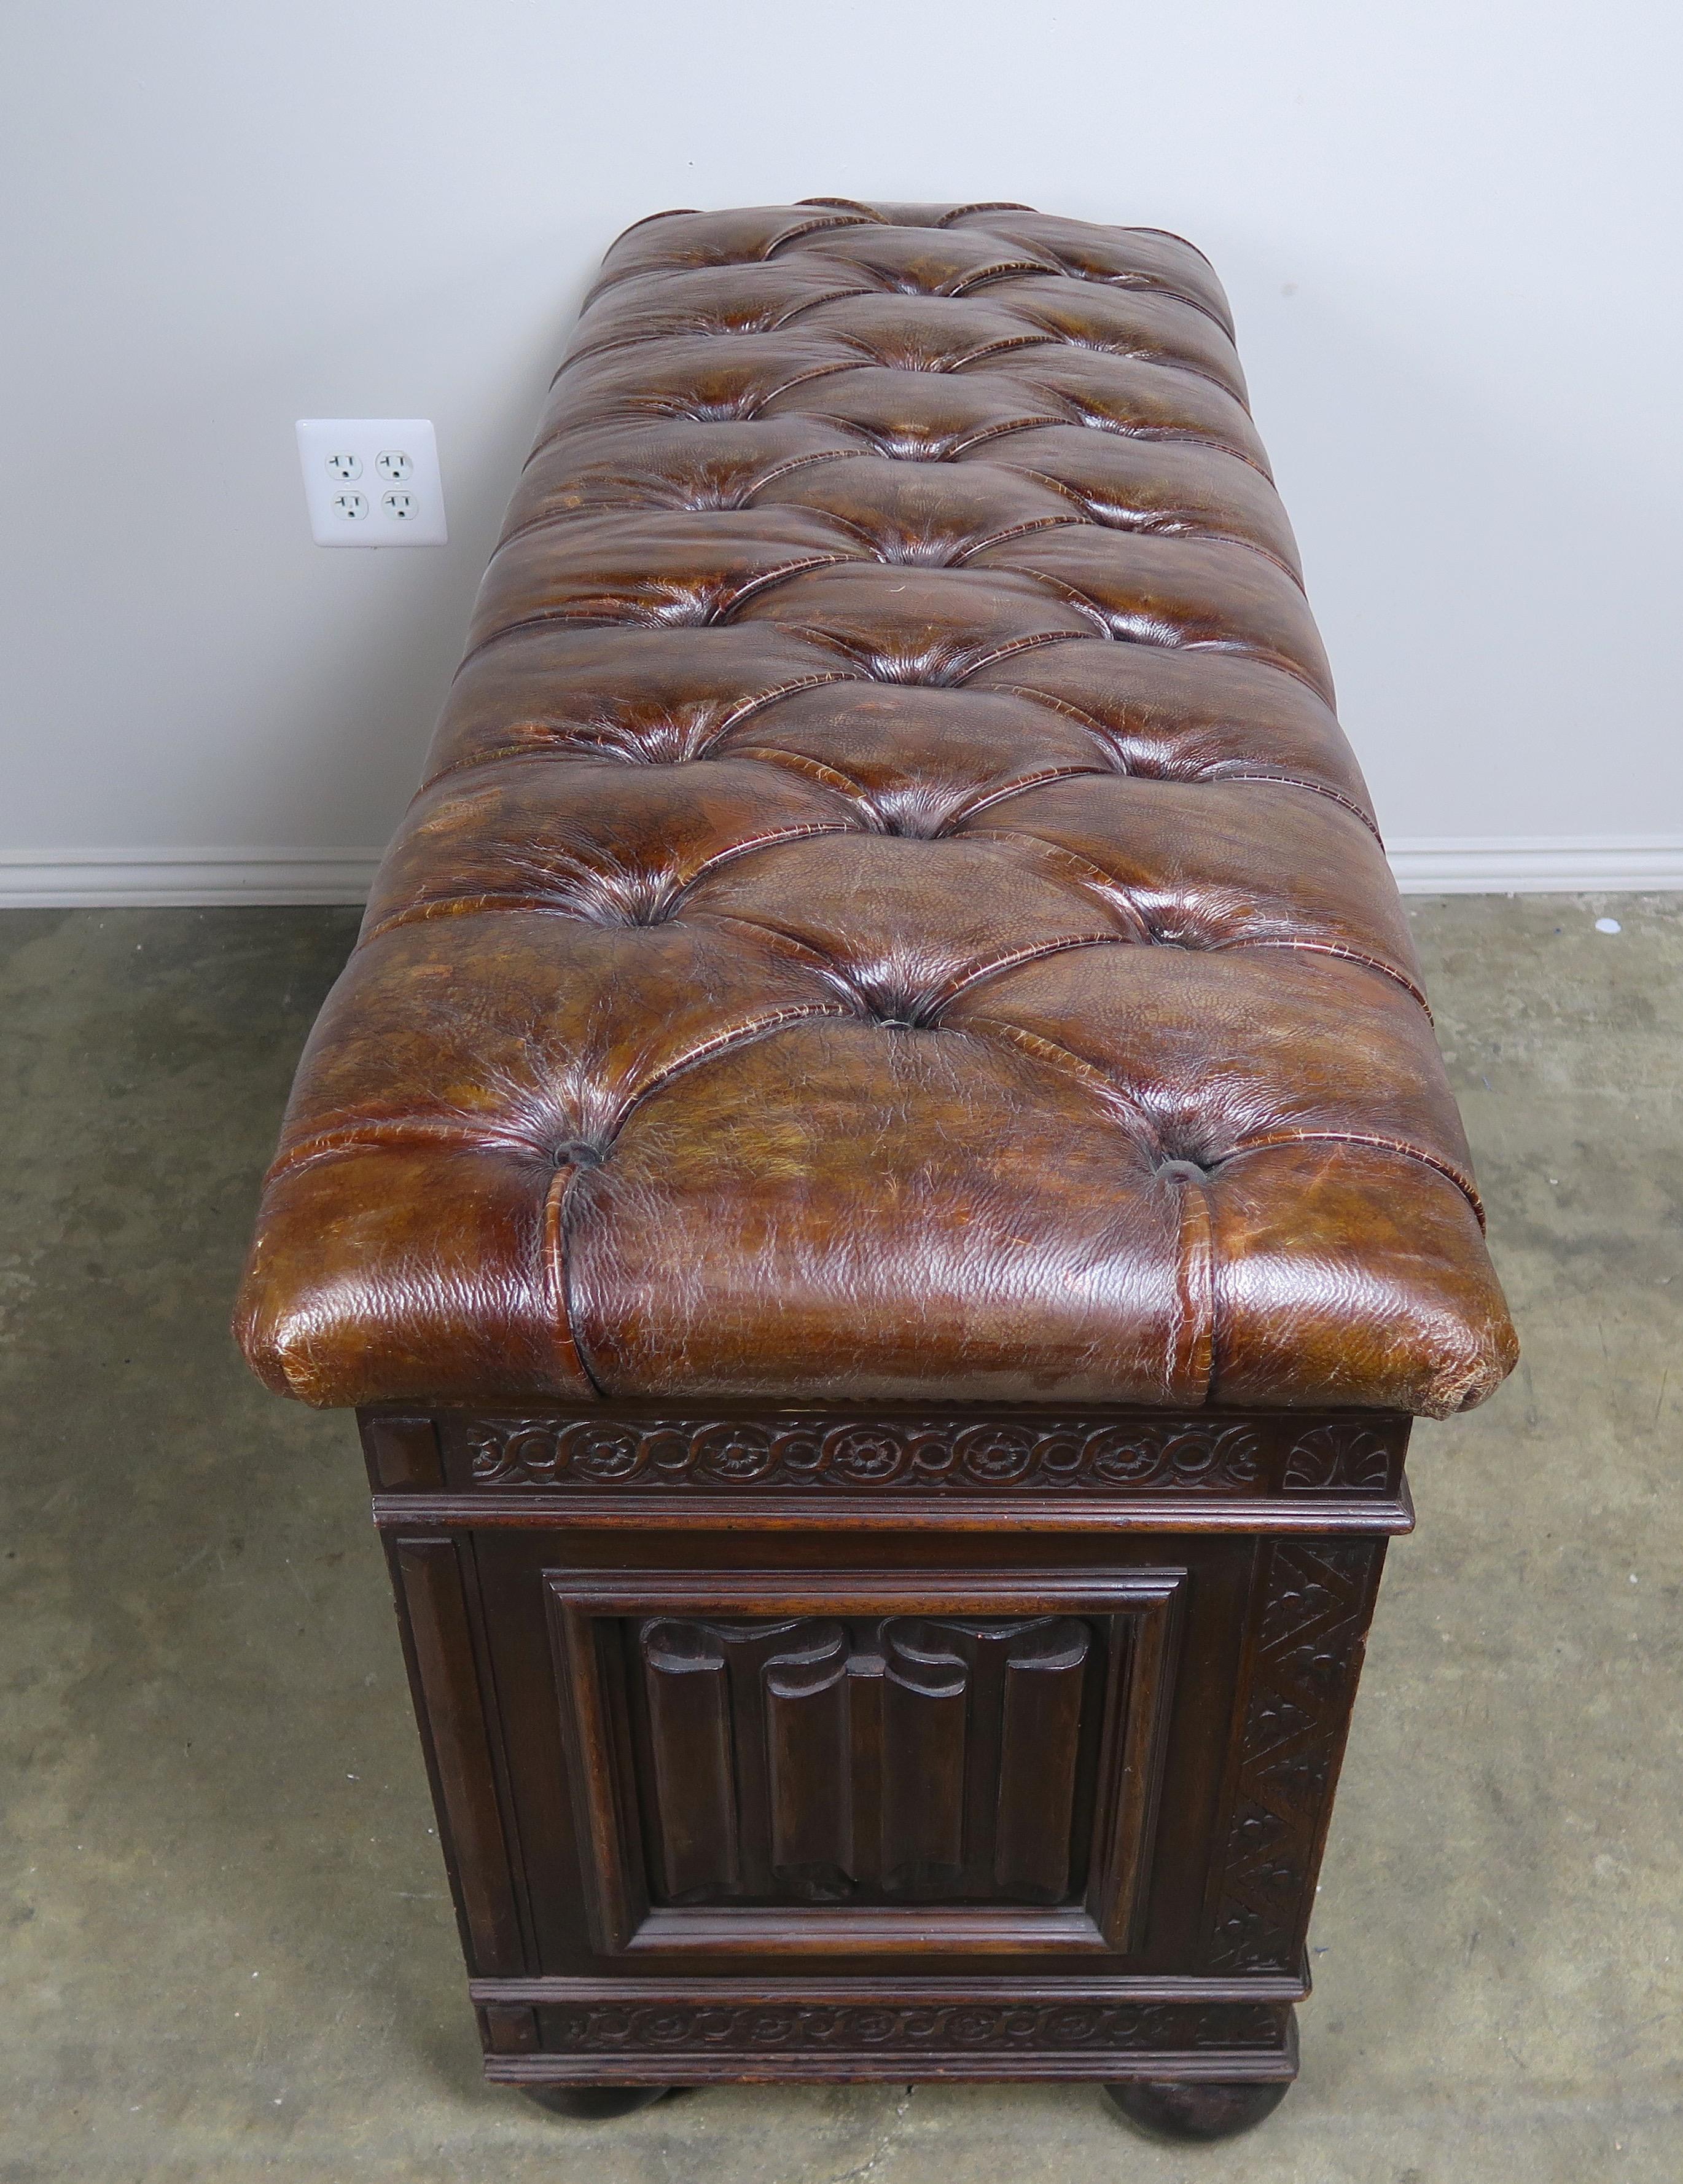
296,419,447,546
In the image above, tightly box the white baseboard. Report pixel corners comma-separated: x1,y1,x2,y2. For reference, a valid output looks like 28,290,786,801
0,847,385,908
1386,836,1683,894
1,837,1681,909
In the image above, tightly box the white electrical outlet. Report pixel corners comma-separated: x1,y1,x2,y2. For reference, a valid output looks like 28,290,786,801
296,419,447,546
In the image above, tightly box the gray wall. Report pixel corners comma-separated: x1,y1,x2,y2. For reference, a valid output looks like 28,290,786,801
4,0,1679,899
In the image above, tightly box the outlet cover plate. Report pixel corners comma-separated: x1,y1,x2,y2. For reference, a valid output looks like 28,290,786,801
296,419,447,546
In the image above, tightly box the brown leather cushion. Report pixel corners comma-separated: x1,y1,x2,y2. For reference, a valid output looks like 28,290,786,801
235,200,1517,1418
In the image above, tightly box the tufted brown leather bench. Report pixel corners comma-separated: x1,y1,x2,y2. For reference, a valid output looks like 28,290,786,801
236,200,1516,2141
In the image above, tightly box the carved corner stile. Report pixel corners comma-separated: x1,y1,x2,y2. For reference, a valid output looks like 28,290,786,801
1201,1539,1388,1972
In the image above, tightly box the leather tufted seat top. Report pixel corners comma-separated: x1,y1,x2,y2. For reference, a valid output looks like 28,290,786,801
236,200,1517,1420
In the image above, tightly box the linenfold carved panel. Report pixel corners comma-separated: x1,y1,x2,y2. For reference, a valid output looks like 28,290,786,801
638,1613,1092,1906
544,1567,1185,1960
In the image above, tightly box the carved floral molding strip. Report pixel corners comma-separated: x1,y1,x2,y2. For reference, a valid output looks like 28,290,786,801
537,1998,1284,2056
461,1416,1394,1495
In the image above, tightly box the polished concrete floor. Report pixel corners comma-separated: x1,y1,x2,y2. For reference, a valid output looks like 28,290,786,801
2,896,1680,2182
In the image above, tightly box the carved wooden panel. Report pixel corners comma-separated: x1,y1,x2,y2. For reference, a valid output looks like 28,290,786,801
544,1568,1185,1961
1202,1540,1387,1970
633,1613,1093,1908
370,1409,1407,2091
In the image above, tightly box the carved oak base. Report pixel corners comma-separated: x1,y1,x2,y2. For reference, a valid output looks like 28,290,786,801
1105,2073,1291,2142
364,1401,1407,2132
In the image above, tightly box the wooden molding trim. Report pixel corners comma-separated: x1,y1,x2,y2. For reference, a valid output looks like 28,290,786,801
363,1405,1414,1535
371,1486,1413,1533
463,1979,1300,2084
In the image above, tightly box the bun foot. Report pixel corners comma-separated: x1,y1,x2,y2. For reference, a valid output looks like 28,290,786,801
521,2084,671,2120
1104,2076,1290,2143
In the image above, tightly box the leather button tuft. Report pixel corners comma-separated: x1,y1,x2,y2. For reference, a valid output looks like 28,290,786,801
582,890,676,928
861,993,935,1028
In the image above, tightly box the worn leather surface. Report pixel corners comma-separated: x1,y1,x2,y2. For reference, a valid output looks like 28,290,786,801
236,200,1518,1417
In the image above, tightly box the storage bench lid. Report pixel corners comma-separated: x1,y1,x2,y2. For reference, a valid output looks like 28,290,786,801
235,202,1517,1419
